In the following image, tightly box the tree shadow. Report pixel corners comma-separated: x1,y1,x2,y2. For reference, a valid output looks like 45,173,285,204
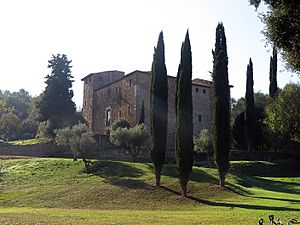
162,165,251,196
89,160,150,189
160,186,300,212
230,161,300,178
232,173,300,195
250,196,300,204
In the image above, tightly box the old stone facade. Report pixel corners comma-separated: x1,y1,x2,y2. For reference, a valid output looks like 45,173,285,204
82,70,212,149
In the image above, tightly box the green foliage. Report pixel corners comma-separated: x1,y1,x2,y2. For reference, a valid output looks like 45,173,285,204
194,129,213,166
150,31,168,186
211,23,230,187
110,123,149,162
37,54,76,130
175,31,193,196
55,123,96,172
265,83,300,145
249,0,300,73
0,112,21,141
36,120,53,139
269,47,278,97
245,58,255,151
111,119,132,130
232,92,270,151
194,129,212,154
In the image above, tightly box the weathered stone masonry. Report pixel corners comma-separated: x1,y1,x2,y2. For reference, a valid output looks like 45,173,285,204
82,70,212,149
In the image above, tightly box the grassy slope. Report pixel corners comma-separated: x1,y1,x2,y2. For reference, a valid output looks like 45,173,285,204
0,138,50,147
0,158,299,224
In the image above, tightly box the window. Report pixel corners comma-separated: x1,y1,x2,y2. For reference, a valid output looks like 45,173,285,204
198,114,202,123
128,105,131,115
203,89,206,94
115,86,118,93
129,79,132,87
89,77,92,83
106,108,111,126
195,87,199,92
118,110,122,117
84,101,87,106
107,88,111,97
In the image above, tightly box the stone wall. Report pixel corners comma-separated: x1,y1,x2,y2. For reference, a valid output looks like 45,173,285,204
82,70,212,150
82,71,125,129
0,143,71,158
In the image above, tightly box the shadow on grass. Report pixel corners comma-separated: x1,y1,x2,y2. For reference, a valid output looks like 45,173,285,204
161,186,300,212
250,196,300,204
89,160,150,189
162,165,251,196
232,173,300,195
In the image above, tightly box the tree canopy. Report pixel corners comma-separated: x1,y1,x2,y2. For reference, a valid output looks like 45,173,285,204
37,54,76,130
150,31,168,186
211,23,230,187
175,31,193,196
265,83,300,144
249,0,300,73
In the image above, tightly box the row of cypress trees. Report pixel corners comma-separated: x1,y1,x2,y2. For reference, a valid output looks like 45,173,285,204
244,46,277,153
150,23,232,194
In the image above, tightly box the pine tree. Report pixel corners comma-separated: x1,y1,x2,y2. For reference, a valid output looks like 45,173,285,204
211,23,230,187
37,54,76,130
175,31,193,196
245,58,255,152
150,31,168,187
269,47,278,98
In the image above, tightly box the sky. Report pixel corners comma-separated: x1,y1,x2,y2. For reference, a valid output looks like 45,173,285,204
0,0,299,108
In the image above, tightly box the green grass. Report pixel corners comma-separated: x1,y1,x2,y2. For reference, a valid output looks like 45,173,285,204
0,137,50,147
0,158,299,224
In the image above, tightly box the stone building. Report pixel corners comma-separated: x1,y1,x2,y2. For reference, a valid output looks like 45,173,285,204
82,70,212,149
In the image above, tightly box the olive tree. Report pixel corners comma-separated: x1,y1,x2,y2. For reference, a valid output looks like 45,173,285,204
55,123,96,172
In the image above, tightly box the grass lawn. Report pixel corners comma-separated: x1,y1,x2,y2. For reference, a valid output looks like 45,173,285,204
0,137,50,147
0,157,299,224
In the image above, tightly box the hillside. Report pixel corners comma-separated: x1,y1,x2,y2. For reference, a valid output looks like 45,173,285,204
0,158,299,224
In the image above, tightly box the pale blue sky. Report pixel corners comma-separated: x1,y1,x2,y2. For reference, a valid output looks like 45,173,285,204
0,0,298,107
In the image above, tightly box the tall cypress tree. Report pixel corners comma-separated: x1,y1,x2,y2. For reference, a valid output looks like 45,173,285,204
211,23,230,187
150,31,168,187
175,31,193,196
138,100,145,124
269,46,278,98
245,58,255,152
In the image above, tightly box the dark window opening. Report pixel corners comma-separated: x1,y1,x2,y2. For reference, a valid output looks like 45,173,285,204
198,114,202,123
203,89,206,94
129,79,132,87
196,87,199,92
115,86,118,93
118,110,122,117
108,89,111,97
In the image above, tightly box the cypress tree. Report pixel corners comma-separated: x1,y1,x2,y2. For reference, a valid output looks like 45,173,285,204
269,47,278,98
245,58,255,152
138,100,145,124
150,31,168,187
175,31,193,196
211,23,230,187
